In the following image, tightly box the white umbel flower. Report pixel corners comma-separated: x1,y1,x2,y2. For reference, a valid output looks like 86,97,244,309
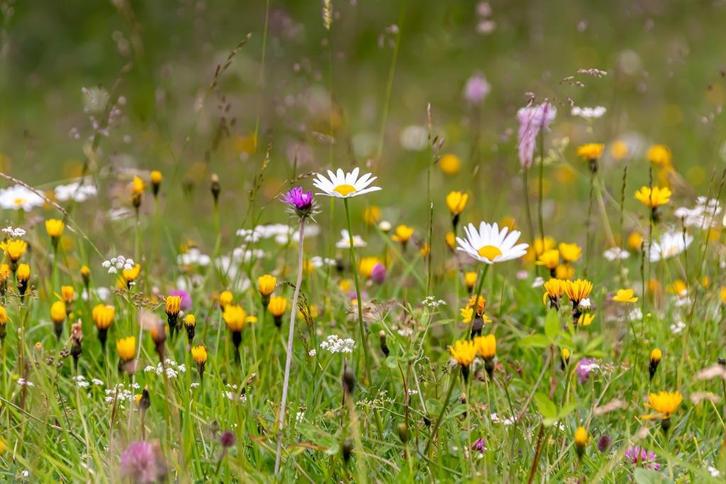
336,229,366,248
456,222,528,264
649,230,693,262
313,168,382,199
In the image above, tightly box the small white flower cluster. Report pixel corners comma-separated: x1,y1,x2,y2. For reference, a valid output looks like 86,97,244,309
531,276,544,288
144,359,187,378
54,180,97,203
320,334,356,354
490,413,514,425
82,287,111,301
308,349,317,357
670,320,686,334
2,226,26,238
102,255,135,274
603,247,630,261
72,375,105,388
17,378,34,387
336,229,366,248
177,248,211,267
578,298,592,311
223,383,247,402
310,256,335,268
236,224,320,245
104,383,139,404
707,465,720,478
571,106,607,119
421,296,447,308
295,411,305,423
628,307,643,321
397,326,414,337
674,197,722,229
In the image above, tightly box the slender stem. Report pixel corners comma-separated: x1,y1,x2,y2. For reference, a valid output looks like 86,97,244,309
537,130,545,244
274,218,306,474
344,198,372,384
522,168,535,247
423,369,458,456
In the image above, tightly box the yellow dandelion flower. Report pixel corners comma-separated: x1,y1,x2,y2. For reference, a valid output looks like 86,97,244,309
558,242,582,263
449,339,476,367
116,336,137,362
439,153,461,175
634,186,671,208
612,288,638,303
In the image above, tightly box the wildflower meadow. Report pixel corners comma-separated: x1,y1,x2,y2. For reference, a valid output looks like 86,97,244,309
2,1,726,482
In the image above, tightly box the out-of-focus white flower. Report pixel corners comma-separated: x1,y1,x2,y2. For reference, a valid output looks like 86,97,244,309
628,308,643,321
490,413,514,425
571,106,607,119
578,298,592,311
0,185,45,211
54,180,97,202
177,248,211,267
336,229,366,248
531,276,544,288
400,125,428,151
379,220,392,232
102,255,135,274
312,256,336,268
603,247,630,261
649,230,693,262
320,334,356,354
421,296,447,308
670,321,686,334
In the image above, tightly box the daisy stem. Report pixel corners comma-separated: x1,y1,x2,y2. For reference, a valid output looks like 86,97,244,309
274,217,306,475
423,368,458,456
343,198,372,385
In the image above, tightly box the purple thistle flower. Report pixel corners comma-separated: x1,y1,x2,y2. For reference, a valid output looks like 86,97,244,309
463,73,491,105
370,263,386,284
624,446,660,470
282,186,314,218
169,289,192,312
517,101,556,169
575,358,599,384
471,437,486,453
120,441,167,483
597,434,611,453
220,430,236,448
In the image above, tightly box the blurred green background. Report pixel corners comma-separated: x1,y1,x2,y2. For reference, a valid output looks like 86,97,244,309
1,0,725,233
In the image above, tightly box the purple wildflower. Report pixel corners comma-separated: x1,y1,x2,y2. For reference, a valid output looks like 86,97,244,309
282,186,315,218
575,358,599,384
597,434,611,453
169,289,192,312
220,430,236,448
370,263,386,284
624,446,660,470
463,73,491,105
471,437,486,453
517,101,557,169
120,441,167,483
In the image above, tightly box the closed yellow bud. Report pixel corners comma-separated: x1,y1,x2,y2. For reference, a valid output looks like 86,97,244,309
116,336,137,361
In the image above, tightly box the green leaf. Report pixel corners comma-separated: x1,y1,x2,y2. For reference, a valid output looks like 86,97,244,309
518,334,550,348
533,392,557,419
384,356,398,369
558,403,577,419
545,309,560,341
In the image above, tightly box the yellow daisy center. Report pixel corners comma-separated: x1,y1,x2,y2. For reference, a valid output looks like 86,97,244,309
478,245,502,261
334,184,356,196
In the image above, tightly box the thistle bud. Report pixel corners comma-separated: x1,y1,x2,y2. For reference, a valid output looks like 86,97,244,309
396,423,409,443
211,174,221,206
342,362,356,396
342,438,354,464
379,330,389,357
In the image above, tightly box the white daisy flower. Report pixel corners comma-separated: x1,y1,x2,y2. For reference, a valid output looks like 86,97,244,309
0,185,45,211
313,168,382,199
456,222,528,264
648,230,693,262
336,229,367,248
